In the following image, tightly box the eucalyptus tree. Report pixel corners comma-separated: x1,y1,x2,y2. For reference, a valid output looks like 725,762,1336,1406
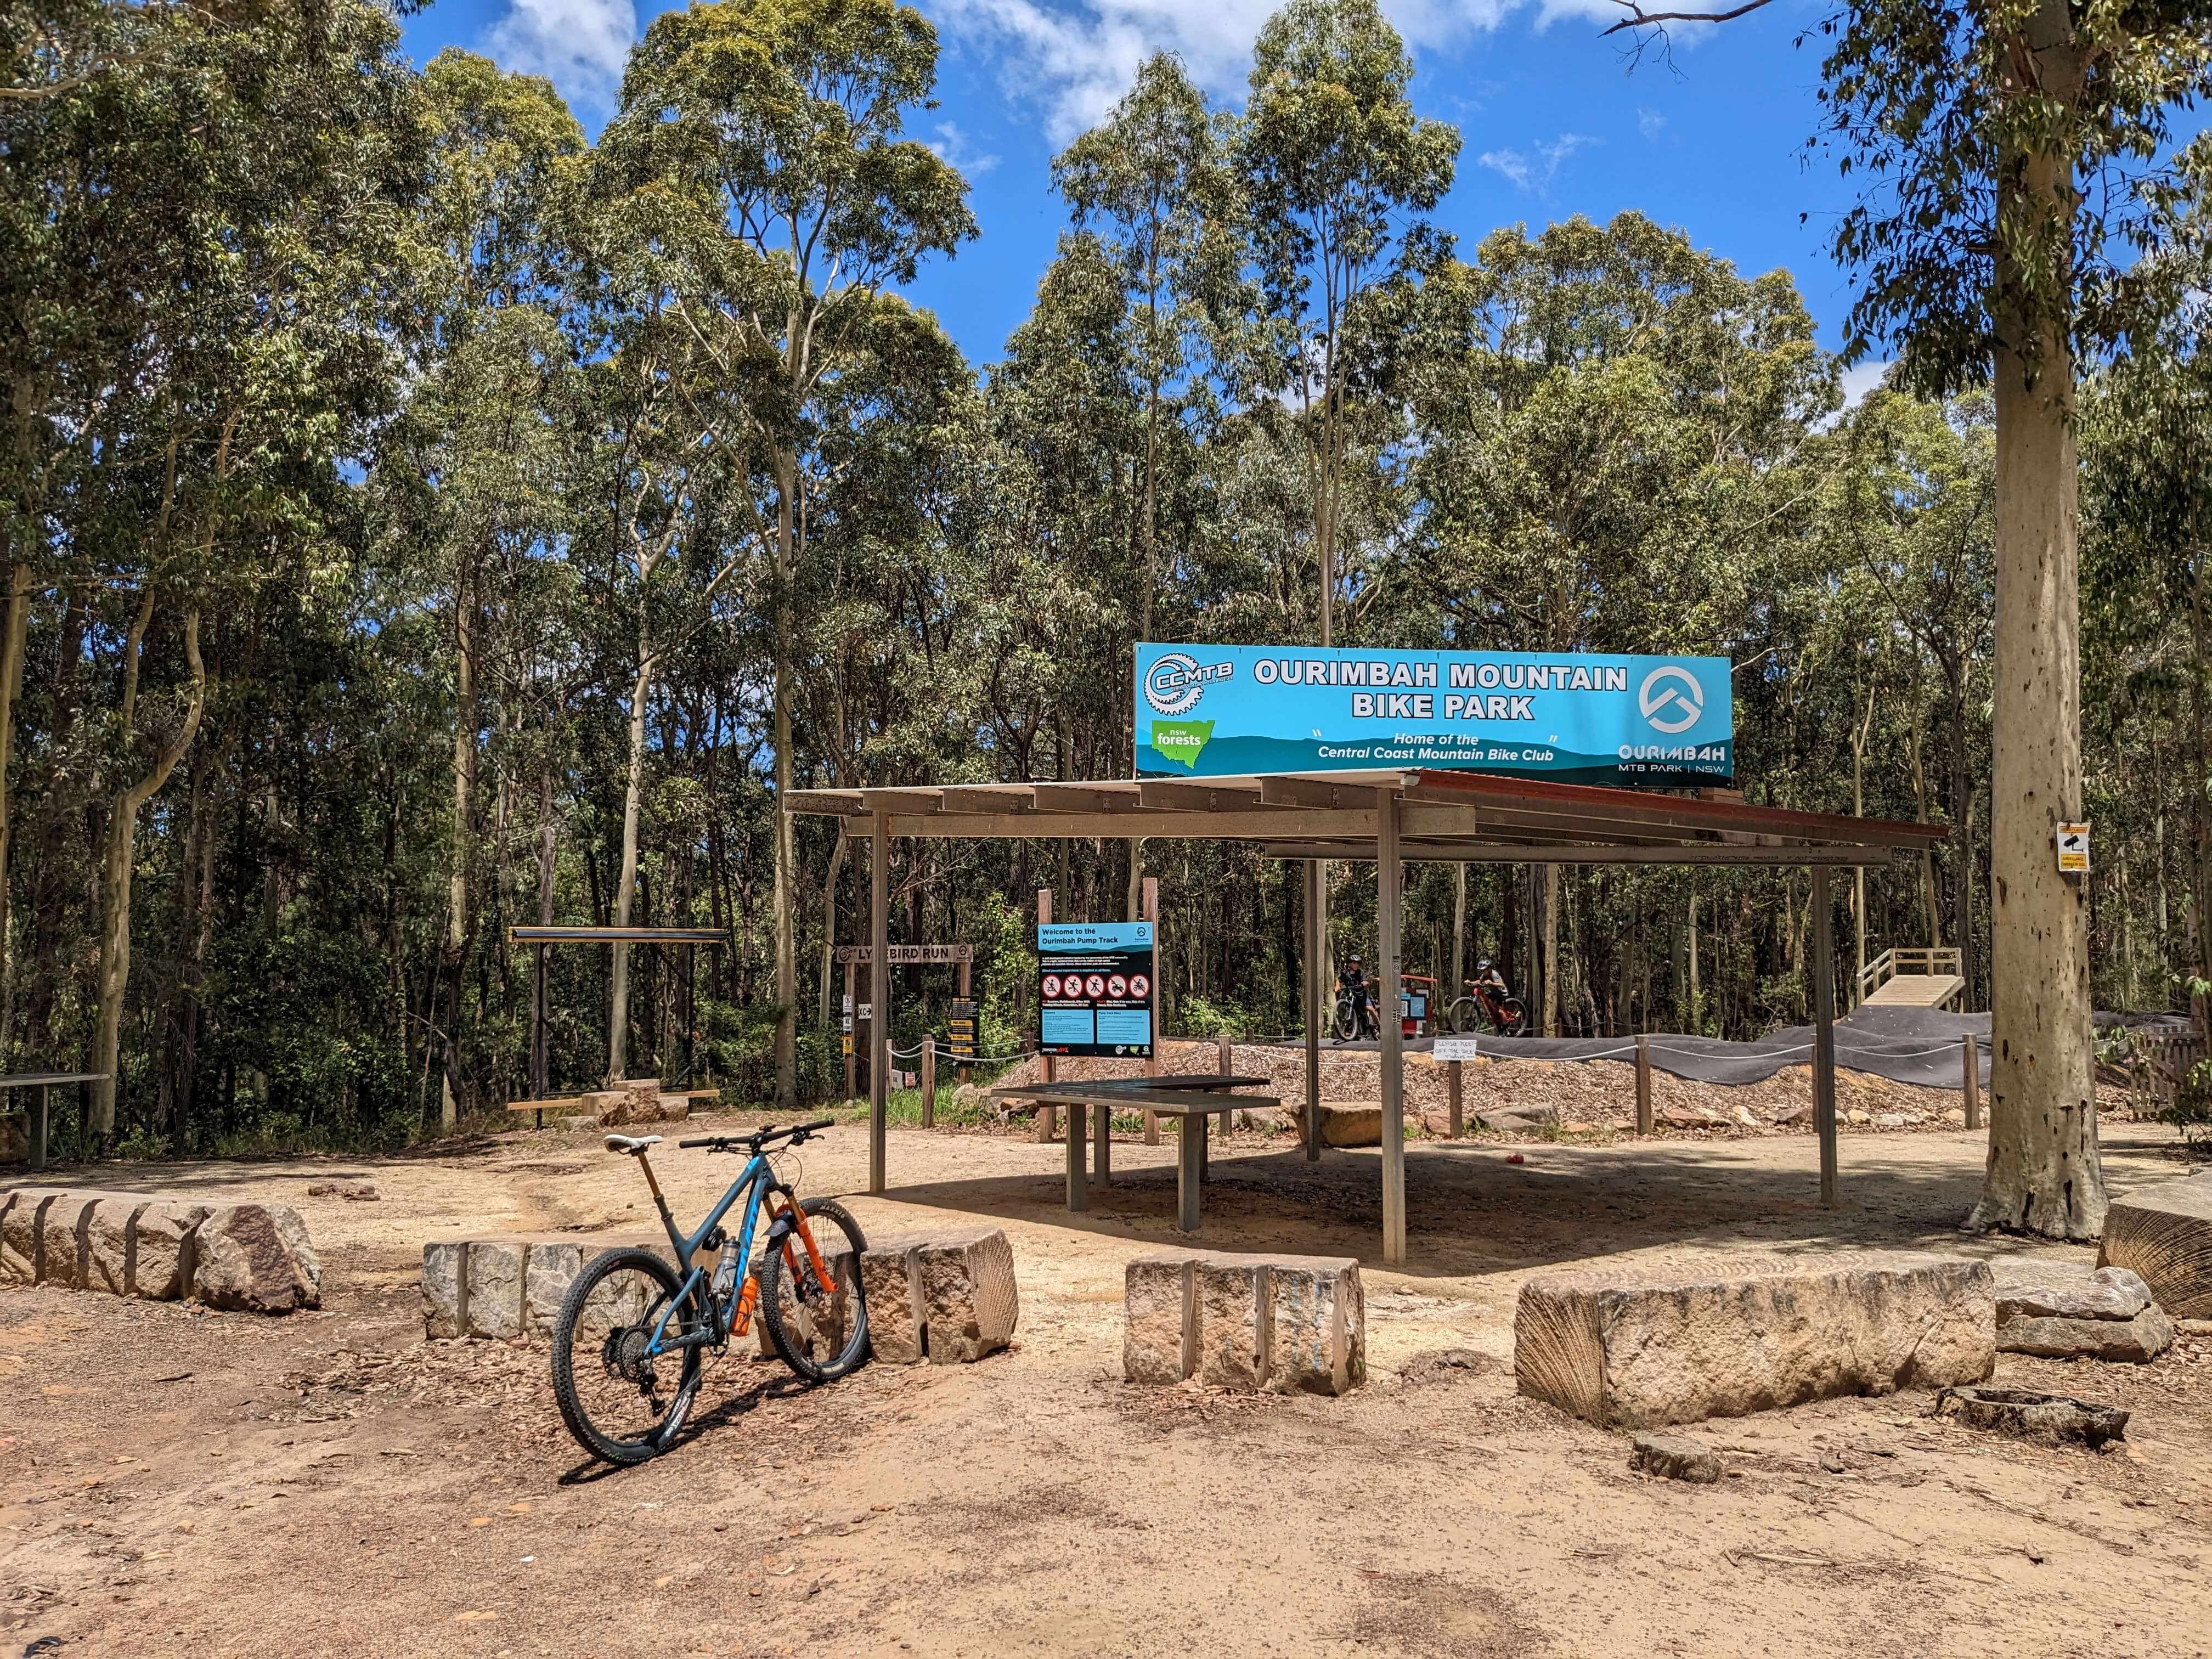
595,0,974,1109
1603,0,2212,1239
1238,0,1457,647
387,49,583,1127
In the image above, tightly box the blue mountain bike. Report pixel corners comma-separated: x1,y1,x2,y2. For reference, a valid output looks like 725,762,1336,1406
549,1118,869,1466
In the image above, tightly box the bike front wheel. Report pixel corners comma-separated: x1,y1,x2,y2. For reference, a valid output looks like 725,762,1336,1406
550,1246,704,1466
1496,996,1529,1036
760,1198,870,1384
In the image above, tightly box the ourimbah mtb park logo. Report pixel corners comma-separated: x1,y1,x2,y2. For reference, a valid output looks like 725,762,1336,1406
1638,665,1705,735
1143,651,1234,716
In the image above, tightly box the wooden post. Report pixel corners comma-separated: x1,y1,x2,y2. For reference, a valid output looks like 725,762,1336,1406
1961,1033,1981,1130
1217,1030,1232,1077
1143,874,1160,1146
1635,1034,1654,1137
870,810,891,1196
1378,786,1406,1266
29,1083,48,1172
1447,1058,1463,1138
1811,864,1838,1207
1036,888,1056,1143
921,1034,936,1129
1304,858,1323,1160
842,957,856,1101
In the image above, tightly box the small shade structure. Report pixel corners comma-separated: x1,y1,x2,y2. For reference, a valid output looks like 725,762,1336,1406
785,769,1948,1263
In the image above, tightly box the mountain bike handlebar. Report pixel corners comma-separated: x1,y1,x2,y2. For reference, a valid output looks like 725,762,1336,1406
679,1117,834,1153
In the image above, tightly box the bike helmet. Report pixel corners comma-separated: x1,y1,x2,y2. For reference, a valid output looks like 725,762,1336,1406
1477,958,1491,970
1347,954,1362,964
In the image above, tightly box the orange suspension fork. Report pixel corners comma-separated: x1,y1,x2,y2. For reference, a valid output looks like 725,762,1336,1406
770,1193,834,1290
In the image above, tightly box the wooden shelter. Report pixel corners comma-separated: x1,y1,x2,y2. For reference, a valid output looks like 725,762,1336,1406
786,768,1948,1264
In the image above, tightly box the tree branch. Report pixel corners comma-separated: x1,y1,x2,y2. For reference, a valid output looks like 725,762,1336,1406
1601,0,1775,36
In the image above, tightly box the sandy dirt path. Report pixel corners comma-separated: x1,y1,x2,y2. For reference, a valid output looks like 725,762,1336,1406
4,1118,2209,1657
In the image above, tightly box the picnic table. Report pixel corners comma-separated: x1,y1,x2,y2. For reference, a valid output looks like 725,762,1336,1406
985,1073,1279,1232
0,1073,108,1171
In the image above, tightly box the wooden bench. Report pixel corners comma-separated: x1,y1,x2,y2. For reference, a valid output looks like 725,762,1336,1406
986,1075,1280,1232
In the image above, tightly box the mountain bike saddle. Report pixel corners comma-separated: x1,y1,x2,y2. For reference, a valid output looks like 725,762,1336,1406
603,1133,663,1156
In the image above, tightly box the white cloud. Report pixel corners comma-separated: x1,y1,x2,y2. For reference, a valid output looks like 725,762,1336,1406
1477,132,1594,193
486,0,636,115
929,121,1003,177
1839,360,1892,408
1637,105,1665,139
934,0,1530,144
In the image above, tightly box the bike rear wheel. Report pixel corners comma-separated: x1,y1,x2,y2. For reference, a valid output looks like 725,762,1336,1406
550,1246,704,1466
760,1198,870,1384
1446,996,1483,1036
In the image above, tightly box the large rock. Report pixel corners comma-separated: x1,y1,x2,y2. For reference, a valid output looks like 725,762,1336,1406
524,1242,583,1340
1629,1432,1723,1484
1195,1254,1268,1389
1,1188,60,1282
2098,1178,2212,1321
581,1089,629,1125
1318,1102,1382,1148
859,1239,927,1365
86,1195,148,1296
0,1113,25,1164
1514,1252,1995,1429
465,1239,527,1339
422,1241,467,1338
1124,1254,1196,1385
1998,1307,2176,1364
1124,1249,1365,1395
129,1200,208,1300
654,1095,692,1123
191,1204,321,1313
1992,1260,2153,1321
917,1227,1018,1365
38,1190,106,1288
1265,1255,1364,1396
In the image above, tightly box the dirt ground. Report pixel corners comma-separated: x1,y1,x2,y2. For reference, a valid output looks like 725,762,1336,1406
5,1110,2211,1658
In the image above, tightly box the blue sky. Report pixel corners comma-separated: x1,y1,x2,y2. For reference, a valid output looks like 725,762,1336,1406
400,0,1886,393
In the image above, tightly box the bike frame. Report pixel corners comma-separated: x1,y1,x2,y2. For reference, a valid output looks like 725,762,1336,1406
627,1148,834,1360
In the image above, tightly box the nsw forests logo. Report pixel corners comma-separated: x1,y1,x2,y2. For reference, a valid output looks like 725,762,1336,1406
1143,651,1233,716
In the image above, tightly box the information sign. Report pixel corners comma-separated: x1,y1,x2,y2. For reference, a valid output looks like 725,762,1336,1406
2056,822,2090,874
947,997,978,1059
1135,643,1733,786
1037,922,1154,1058
1434,1036,1481,1062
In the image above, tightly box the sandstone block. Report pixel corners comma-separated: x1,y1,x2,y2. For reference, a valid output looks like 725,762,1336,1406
656,1095,692,1123
0,1114,25,1164
1319,1102,1382,1147
619,1078,661,1122
129,1200,208,1300
1991,1261,2152,1322
1195,1254,1268,1389
1630,1432,1723,1483
1264,1254,1364,1396
918,1227,1018,1364
1515,1251,1995,1429
1124,1254,1195,1385
860,1239,927,1364
87,1195,148,1296
422,1241,467,1338
2098,1178,2212,1321
191,1204,321,1313
465,1239,527,1339
524,1242,583,1340
38,1191,106,1288
577,1088,627,1125
1998,1306,2176,1364
1,1188,60,1282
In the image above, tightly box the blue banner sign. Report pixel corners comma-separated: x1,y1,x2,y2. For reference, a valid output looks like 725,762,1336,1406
1135,645,1732,786
1038,922,1153,1058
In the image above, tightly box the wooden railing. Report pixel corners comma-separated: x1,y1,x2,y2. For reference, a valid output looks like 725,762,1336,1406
1855,945,1963,1006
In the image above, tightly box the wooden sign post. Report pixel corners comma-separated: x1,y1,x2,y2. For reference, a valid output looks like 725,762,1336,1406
1143,874,1161,1145
1035,888,1056,1143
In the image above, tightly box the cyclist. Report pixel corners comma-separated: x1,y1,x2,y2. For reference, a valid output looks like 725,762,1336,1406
1337,954,1377,1039
1472,958,1509,999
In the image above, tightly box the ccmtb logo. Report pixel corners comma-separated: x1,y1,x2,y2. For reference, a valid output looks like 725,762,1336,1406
1144,651,1233,716
1639,666,1705,735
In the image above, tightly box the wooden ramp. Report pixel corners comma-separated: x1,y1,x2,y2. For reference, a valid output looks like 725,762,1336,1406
1857,947,1965,1011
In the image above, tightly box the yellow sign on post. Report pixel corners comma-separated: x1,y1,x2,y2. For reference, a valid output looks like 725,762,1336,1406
2056,822,2090,874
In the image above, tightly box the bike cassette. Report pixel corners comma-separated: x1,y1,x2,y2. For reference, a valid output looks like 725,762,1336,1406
603,1325,659,1387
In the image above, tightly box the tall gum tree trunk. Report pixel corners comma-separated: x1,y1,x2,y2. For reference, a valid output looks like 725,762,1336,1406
771,450,798,1111
92,610,205,1140
1969,136,2104,1237
439,585,477,1131
607,647,653,1084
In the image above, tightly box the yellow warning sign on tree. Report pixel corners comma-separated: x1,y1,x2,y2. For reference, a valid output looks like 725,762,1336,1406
2055,822,2090,874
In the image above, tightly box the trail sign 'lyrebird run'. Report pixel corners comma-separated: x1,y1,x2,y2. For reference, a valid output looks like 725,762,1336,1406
1133,644,1734,786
